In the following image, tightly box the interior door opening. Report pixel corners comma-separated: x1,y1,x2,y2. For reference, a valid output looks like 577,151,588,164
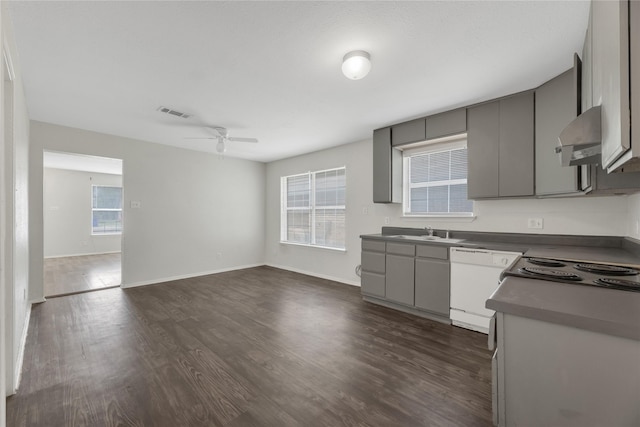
42,151,123,298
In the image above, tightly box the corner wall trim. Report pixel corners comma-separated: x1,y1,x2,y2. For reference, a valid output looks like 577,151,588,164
265,263,361,287
13,305,32,394
120,263,266,289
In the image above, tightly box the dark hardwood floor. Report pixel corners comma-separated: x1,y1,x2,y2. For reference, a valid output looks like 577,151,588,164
44,253,121,297
8,266,492,426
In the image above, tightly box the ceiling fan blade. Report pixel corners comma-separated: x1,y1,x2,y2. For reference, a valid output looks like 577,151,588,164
228,137,259,143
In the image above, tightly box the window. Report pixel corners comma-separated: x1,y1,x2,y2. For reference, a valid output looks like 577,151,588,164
403,138,473,216
92,185,123,234
281,167,346,250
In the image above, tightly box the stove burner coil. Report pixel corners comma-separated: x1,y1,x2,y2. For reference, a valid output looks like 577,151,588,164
518,267,583,281
593,278,640,292
526,258,567,268
574,263,639,276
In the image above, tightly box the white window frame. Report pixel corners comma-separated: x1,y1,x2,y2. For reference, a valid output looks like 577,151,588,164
280,166,346,251
91,185,123,235
401,135,473,218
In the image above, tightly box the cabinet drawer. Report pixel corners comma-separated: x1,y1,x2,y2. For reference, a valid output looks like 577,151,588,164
361,271,385,297
416,245,449,260
362,239,386,253
386,242,416,256
362,251,385,274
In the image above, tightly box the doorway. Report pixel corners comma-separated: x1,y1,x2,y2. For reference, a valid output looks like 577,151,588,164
42,151,123,298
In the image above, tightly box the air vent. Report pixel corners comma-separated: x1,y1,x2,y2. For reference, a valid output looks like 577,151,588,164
157,106,191,119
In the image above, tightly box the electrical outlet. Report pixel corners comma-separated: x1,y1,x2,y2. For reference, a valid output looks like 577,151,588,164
130,201,142,209
362,207,369,215
384,217,390,225
527,218,544,229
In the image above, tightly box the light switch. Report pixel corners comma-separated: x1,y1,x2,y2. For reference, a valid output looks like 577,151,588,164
130,201,142,209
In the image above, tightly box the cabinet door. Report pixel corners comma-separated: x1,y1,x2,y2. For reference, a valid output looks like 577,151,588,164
499,92,534,197
361,271,385,297
632,0,639,152
582,8,593,113
414,258,450,316
425,109,466,140
373,128,402,203
385,254,415,306
592,0,630,168
467,101,500,198
536,70,580,196
391,118,426,146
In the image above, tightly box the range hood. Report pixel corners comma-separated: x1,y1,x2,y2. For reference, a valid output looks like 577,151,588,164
556,106,602,166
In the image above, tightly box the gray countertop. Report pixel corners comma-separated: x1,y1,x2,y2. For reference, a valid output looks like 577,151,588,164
361,231,640,339
486,276,640,341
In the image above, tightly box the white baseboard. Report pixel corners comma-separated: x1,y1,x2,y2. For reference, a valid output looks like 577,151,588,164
265,263,361,287
44,250,121,259
121,263,266,289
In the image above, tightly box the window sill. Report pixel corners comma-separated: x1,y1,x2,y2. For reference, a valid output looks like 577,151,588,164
92,232,122,236
279,241,346,252
402,215,476,223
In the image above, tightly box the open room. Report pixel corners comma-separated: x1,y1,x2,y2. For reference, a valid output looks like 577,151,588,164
1,1,639,426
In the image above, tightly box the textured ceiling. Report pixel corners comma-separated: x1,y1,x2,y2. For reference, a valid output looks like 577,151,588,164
8,1,590,162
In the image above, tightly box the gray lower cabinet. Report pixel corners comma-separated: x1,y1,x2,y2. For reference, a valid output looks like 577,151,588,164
385,254,415,306
414,250,450,317
493,312,640,426
360,239,451,323
361,239,386,297
373,127,402,203
467,91,534,199
385,242,415,306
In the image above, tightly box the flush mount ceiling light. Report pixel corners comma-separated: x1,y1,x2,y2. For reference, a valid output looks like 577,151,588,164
342,50,371,80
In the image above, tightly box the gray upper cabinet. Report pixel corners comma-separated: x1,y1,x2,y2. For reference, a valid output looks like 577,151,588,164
467,92,534,199
592,0,631,170
467,101,500,198
425,108,467,140
631,0,639,162
499,92,534,197
391,118,426,146
373,127,402,203
535,68,582,196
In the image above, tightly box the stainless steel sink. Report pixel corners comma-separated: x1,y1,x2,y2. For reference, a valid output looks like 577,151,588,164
387,235,464,244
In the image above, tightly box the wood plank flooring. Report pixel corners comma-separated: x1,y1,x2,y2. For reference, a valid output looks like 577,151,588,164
44,253,121,297
8,266,493,426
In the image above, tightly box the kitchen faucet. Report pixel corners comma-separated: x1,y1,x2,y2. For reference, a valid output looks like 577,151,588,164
425,226,433,237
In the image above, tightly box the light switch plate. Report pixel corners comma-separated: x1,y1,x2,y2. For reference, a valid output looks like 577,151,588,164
527,218,543,229
130,201,142,209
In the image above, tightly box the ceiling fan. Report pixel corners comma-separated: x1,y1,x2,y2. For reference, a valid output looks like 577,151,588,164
184,126,259,153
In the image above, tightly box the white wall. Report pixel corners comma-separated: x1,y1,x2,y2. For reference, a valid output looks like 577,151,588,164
2,0,31,404
627,193,640,239
266,138,630,285
43,168,122,258
30,121,266,297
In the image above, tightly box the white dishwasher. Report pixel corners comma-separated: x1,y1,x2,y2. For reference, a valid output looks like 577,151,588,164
449,247,521,334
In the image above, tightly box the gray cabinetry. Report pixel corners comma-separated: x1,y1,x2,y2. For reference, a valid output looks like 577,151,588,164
414,245,450,317
391,118,426,146
493,313,640,426
592,0,630,169
498,92,535,197
535,68,582,196
361,239,386,297
385,243,415,306
360,238,451,323
467,101,500,198
425,108,466,140
373,127,402,203
467,92,534,199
